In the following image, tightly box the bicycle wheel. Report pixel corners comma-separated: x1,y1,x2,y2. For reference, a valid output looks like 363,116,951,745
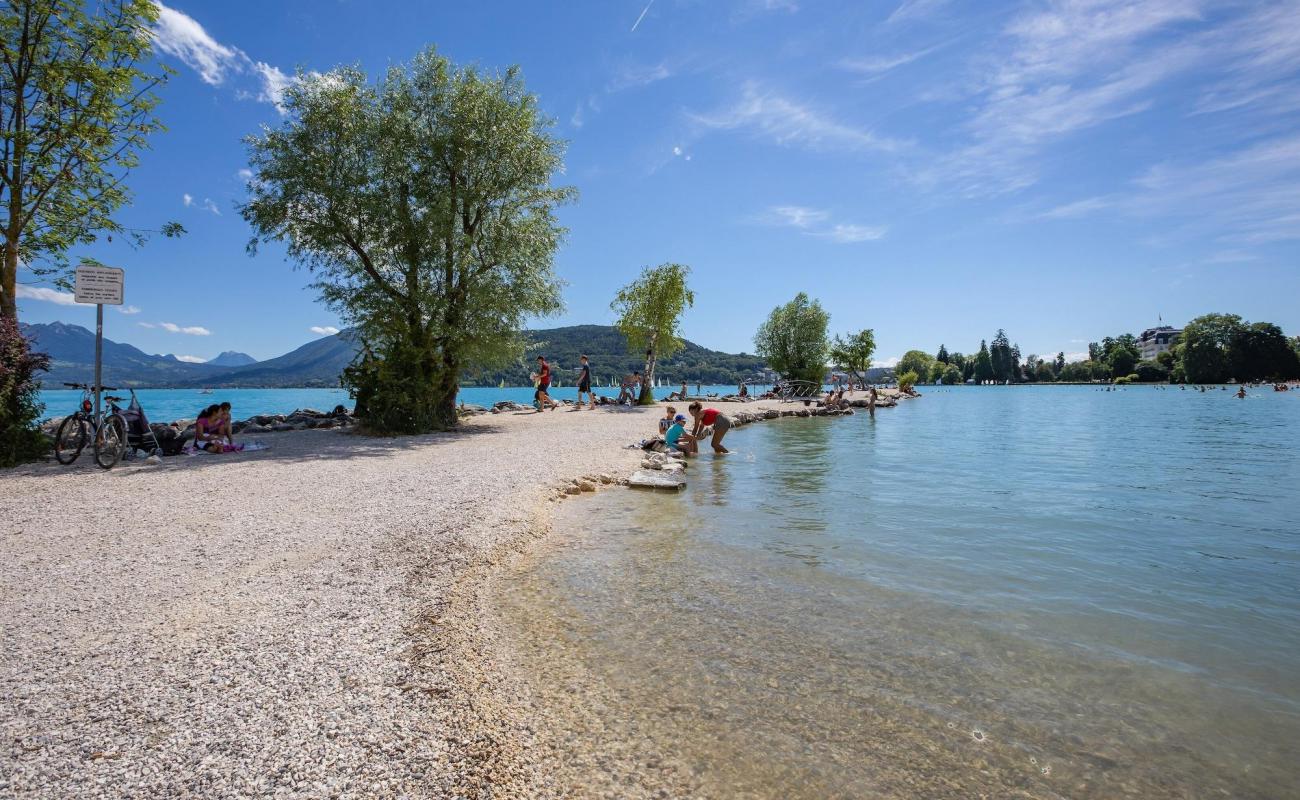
54,415,87,465
94,416,127,470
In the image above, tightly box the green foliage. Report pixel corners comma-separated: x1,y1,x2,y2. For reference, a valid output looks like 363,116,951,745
1178,314,1240,383
935,343,949,364
1133,359,1169,383
940,363,963,385
897,349,935,383
753,292,830,386
989,329,1019,382
896,370,919,393
1034,360,1055,382
1108,346,1138,379
1,0,172,319
829,329,876,384
0,316,50,466
1114,375,1134,385
241,48,572,432
1228,322,1299,381
610,263,694,404
974,340,993,382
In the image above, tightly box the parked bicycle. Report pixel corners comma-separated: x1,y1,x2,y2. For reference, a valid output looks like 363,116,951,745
53,383,129,469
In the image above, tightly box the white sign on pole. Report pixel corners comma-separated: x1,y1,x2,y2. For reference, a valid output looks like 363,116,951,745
74,265,124,305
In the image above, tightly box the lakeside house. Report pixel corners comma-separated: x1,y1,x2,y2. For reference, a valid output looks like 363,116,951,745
1137,325,1181,360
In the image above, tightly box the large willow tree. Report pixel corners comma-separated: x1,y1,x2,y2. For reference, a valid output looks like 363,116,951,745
241,49,573,432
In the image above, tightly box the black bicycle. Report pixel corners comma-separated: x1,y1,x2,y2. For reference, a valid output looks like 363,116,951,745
53,383,129,469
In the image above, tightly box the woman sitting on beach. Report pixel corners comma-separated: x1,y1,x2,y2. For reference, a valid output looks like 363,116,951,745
664,413,697,456
194,402,235,452
688,401,731,454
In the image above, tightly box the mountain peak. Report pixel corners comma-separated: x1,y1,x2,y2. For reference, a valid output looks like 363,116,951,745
208,350,258,367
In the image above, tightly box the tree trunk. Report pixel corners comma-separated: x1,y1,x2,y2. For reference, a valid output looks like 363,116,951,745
638,336,657,405
2,233,18,321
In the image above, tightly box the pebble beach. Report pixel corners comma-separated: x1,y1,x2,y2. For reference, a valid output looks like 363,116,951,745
0,397,843,798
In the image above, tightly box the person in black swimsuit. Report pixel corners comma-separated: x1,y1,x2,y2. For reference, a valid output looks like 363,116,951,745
576,354,596,410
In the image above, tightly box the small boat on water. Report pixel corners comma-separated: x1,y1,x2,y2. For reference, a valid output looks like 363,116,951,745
199,388,214,395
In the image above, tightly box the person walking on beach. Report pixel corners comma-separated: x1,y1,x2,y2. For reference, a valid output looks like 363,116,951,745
575,354,596,410
688,401,731,454
534,355,559,411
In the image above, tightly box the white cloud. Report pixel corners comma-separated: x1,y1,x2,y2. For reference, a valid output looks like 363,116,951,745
15,285,88,306
310,325,340,336
839,45,943,78
116,305,142,315
814,223,888,243
761,0,799,11
766,205,829,228
873,356,901,368
160,322,212,336
151,3,292,113
609,62,672,92
690,82,906,154
760,206,886,243
1064,351,1089,363
201,198,221,216
252,61,291,112
1038,196,1114,219
918,0,1208,196
151,2,243,85
174,355,206,363
182,193,193,207
137,322,156,329
672,145,683,156
237,168,253,180
886,0,950,25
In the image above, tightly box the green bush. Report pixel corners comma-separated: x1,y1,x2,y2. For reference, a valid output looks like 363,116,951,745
1114,374,1136,385
897,370,919,393
0,317,51,467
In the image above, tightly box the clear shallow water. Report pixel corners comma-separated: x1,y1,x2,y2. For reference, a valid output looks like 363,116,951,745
497,386,1300,798
34,384,750,424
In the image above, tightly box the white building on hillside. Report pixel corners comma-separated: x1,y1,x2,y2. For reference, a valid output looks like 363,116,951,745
1137,325,1181,360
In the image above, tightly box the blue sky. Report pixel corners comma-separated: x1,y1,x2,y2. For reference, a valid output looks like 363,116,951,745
16,0,1300,367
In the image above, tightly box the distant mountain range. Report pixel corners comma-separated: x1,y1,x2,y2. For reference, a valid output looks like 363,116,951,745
23,322,357,388
22,322,773,388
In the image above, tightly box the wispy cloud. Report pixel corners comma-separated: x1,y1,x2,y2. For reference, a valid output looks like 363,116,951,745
839,44,943,78
765,205,829,228
138,322,156,329
174,355,206,363
759,206,886,243
310,325,340,336
919,0,1207,195
15,285,88,306
201,198,221,216
690,82,906,154
160,322,212,336
814,223,888,243
182,193,193,207
873,356,901,368
1037,196,1115,219
116,305,141,315
151,2,292,114
886,0,950,25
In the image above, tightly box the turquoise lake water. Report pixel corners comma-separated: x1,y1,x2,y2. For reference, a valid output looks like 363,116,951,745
35,384,754,424
498,385,1300,798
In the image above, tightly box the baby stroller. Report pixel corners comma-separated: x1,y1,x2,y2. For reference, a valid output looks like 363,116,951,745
119,389,164,457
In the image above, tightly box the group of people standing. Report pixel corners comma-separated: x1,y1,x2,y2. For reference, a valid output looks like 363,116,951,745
530,354,600,412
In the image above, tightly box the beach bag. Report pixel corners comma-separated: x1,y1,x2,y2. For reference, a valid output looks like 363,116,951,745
155,427,187,457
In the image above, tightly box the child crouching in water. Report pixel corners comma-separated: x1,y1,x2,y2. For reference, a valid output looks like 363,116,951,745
664,413,697,456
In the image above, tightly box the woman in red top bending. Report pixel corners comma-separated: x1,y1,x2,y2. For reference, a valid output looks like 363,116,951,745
688,401,731,453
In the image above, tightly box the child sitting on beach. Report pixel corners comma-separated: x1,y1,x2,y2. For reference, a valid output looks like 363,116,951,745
659,406,677,435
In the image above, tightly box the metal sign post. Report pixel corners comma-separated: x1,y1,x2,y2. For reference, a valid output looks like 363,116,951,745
74,265,125,418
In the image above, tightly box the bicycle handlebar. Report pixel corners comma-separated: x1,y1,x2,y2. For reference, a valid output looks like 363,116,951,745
61,382,117,391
